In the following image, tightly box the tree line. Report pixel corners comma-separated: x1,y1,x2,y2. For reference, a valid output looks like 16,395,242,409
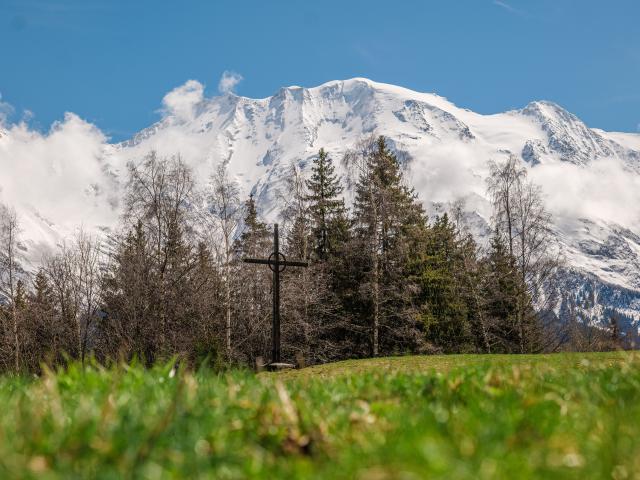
0,136,631,373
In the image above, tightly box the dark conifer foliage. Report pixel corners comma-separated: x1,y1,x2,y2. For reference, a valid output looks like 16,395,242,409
419,214,473,353
305,148,347,261
235,194,270,259
231,194,272,365
344,136,429,357
481,231,525,352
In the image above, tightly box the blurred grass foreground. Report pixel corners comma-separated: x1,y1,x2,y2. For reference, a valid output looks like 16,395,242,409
0,352,638,479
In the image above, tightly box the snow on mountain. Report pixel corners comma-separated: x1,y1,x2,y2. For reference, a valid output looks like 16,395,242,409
2,78,640,325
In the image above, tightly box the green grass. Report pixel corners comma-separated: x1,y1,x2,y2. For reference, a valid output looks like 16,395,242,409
0,352,639,479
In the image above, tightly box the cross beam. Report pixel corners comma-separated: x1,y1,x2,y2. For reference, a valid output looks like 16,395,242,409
243,223,308,366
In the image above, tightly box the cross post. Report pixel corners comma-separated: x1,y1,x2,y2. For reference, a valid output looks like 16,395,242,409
243,223,308,368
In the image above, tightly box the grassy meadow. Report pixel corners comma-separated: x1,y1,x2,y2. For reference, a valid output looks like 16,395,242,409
0,352,638,479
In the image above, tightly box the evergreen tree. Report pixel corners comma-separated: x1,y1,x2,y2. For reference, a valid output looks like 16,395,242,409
278,162,347,365
419,214,473,352
21,270,57,371
305,148,347,260
455,229,492,353
189,241,224,365
32,269,54,308
349,136,428,356
235,194,270,258
100,221,157,362
232,195,272,365
481,230,539,353
282,163,312,261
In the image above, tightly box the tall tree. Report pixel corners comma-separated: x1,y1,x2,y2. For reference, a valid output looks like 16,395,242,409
486,155,559,352
481,230,523,352
0,204,23,371
21,270,57,371
232,194,272,364
100,221,157,362
419,214,473,353
305,148,346,261
123,151,195,355
346,136,427,356
100,154,221,366
207,163,242,357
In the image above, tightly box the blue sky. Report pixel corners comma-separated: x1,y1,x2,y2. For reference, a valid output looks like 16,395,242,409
1,0,639,141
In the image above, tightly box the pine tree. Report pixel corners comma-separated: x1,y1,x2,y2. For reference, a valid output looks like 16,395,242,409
100,221,156,362
161,218,198,358
419,214,473,352
349,136,427,356
282,163,312,261
32,269,54,307
189,241,223,365
276,161,348,365
235,194,270,258
27,269,58,369
232,194,272,364
481,230,539,353
305,148,346,260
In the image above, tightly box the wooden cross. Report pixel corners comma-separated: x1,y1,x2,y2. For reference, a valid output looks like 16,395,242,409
243,223,308,368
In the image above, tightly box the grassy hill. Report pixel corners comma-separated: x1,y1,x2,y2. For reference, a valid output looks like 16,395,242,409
0,352,638,479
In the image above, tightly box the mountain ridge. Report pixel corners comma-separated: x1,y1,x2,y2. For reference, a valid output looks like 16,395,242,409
1,78,640,328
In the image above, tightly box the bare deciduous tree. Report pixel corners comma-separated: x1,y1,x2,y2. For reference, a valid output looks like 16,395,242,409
0,204,23,371
486,155,561,352
41,230,104,366
71,231,104,366
207,163,242,356
124,151,195,353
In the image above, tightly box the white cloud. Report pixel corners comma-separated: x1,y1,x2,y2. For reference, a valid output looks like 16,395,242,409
530,158,640,227
0,111,120,263
218,71,243,94
161,80,205,122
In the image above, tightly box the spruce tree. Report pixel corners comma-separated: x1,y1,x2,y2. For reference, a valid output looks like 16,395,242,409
100,221,156,362
32,269,54,307
481,230,537,353
232,194,272,364
235,194,270,258
305,148,347,261
419,214,473,352
350,136,427,356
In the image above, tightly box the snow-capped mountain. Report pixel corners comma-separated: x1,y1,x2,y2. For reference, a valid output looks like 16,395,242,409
2,78,640,327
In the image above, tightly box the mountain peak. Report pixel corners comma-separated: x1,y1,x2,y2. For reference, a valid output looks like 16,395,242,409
522,100,578,123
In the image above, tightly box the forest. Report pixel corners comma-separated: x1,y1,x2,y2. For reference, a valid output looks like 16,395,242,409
0,136,632,373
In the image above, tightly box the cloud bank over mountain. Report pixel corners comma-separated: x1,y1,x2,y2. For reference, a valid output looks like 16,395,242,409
0,112,115,259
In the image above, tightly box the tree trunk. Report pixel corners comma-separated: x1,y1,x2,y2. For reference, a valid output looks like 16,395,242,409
12,306,19,372
372,240,380,357
225,258,231,356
